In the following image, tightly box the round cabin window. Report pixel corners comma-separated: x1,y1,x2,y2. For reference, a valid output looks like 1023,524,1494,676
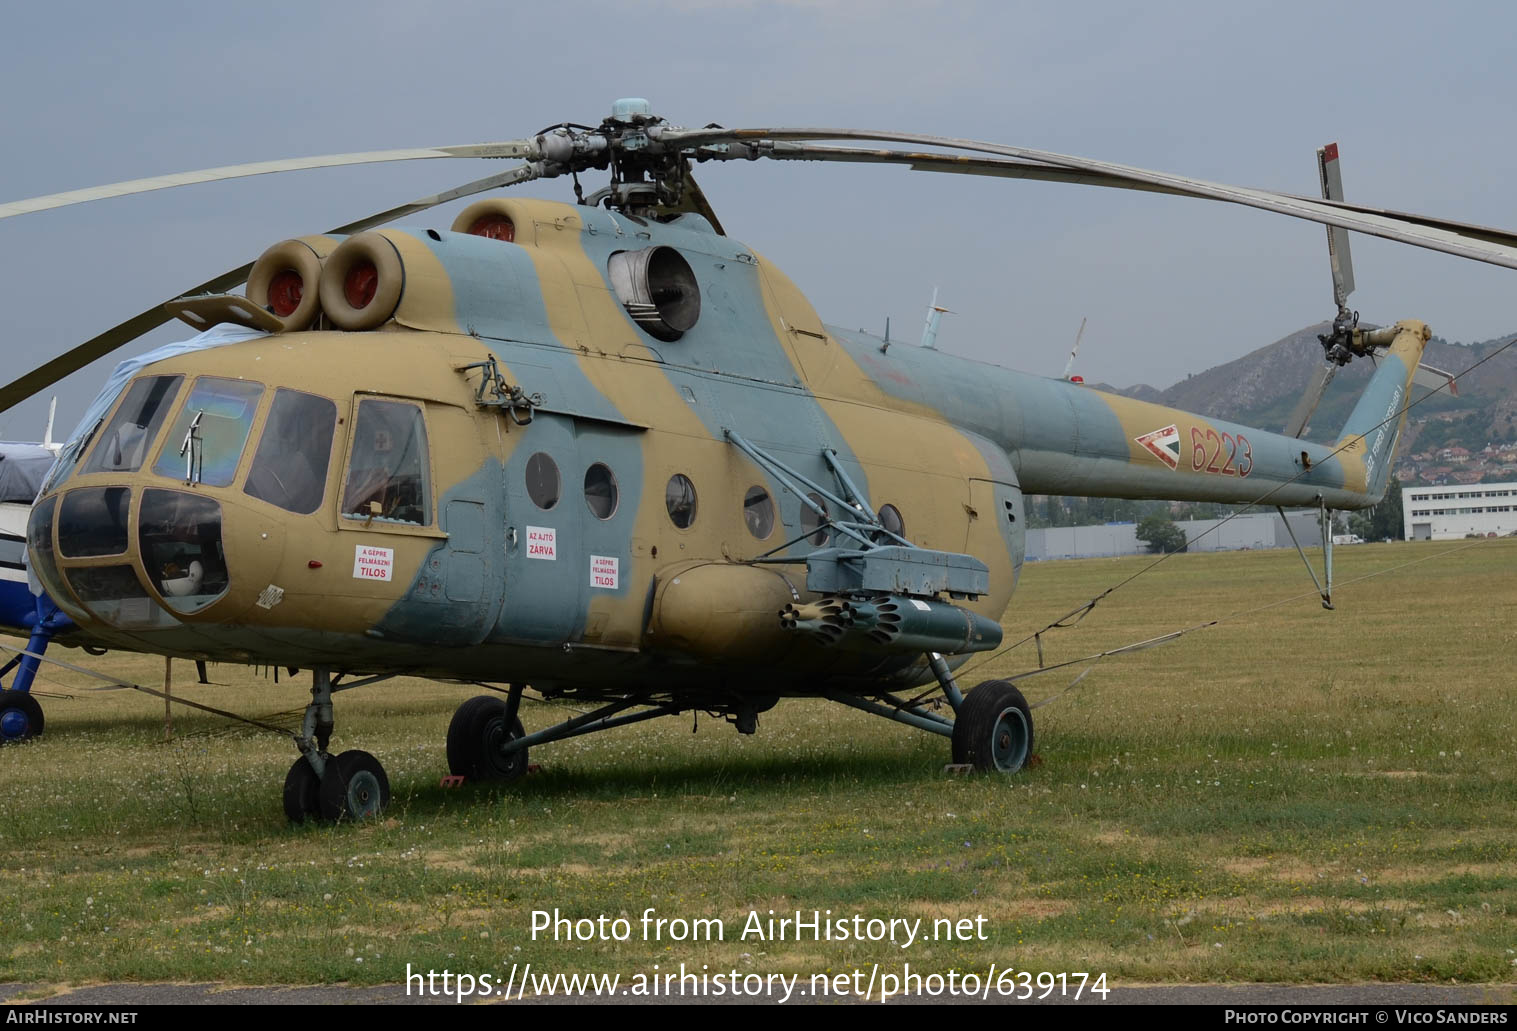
525,452,560,510
665,474,698,529
584,463,619,520
743,486,774,539
799,492,830,546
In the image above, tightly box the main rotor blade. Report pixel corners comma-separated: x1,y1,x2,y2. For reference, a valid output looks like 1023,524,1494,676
1302,197,1517,250
0,268,257,419
736,142,1193,197
700,135,1517,251
663,127,1517,271
0,140,539,221
0,163,541,415
317,162,540,237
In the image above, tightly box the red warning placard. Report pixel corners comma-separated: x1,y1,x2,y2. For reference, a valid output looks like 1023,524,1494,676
353,545,394,582
526,526,557,560
590,555,619,590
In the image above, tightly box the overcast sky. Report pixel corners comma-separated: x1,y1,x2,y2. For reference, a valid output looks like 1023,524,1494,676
3,0,1514,439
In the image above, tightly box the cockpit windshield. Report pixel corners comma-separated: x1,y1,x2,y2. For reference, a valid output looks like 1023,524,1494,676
244,389,337,515
79,375,183,476
152,377,264,486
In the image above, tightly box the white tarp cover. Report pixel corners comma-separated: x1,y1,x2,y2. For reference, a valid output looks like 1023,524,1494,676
0,443,54,503
46,322,267,492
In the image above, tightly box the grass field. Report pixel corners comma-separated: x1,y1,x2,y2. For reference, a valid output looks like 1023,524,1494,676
1,539,1514,991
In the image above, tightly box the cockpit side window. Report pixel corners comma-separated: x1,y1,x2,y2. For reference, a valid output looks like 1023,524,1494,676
340,399,431,526
80,375,184,476
152,377,265,486
244,389,337,515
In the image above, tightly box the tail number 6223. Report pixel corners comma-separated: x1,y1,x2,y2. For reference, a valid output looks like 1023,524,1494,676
1191,427,1253,477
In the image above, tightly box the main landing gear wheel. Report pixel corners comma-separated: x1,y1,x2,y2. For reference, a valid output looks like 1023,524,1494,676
951,680,1034,773
447,695,528,782
282,754,325,824
0,691,44,744
319,749,391,822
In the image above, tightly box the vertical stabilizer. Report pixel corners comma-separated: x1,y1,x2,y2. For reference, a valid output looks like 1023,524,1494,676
1333,321,1431,501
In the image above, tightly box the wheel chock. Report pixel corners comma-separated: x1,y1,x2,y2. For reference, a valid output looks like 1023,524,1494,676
439,774,466,788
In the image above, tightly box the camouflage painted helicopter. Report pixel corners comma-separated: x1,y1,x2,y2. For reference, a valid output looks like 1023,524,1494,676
4,100,1515,822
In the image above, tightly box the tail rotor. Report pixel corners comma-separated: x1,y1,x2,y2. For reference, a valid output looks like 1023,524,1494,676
1286,143,1359,439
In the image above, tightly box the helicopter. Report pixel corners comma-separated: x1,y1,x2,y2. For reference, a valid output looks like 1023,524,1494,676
0,417,76,739
3,99,1515,823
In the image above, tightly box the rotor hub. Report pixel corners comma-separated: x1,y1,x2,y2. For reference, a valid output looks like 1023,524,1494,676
608,97,655,124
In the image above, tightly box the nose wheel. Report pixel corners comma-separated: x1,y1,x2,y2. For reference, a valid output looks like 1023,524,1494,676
283,668,391,824
282,754,325,823
0,690,44,744
320,749,391,822
283,749,391,824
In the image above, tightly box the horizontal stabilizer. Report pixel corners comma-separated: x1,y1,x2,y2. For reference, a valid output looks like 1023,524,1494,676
1412,362,1459,398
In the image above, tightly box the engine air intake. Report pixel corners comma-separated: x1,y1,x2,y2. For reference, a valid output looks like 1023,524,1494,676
319,232,404,330
246,238,329,331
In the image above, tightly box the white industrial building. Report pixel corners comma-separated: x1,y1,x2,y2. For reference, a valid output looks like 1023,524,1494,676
1026,510,1323,561
1403,480,1517,540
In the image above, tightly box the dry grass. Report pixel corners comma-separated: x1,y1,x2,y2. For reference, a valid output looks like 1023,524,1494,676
0,539,1514,987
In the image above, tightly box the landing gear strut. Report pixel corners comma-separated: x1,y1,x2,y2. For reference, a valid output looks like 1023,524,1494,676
444,691,693,783
0,596,69,745
285,668,391,823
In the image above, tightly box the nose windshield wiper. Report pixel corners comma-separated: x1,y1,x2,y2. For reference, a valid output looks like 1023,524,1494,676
179,410,204,484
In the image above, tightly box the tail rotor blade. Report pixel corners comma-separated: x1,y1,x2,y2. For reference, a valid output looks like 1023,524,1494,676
1318,143,1356,310
1286,361,1338,439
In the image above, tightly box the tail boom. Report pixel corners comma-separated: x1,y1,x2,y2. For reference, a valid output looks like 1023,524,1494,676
833,320,1431,511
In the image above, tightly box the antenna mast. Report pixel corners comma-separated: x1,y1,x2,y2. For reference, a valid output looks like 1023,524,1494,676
921,288,953,349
